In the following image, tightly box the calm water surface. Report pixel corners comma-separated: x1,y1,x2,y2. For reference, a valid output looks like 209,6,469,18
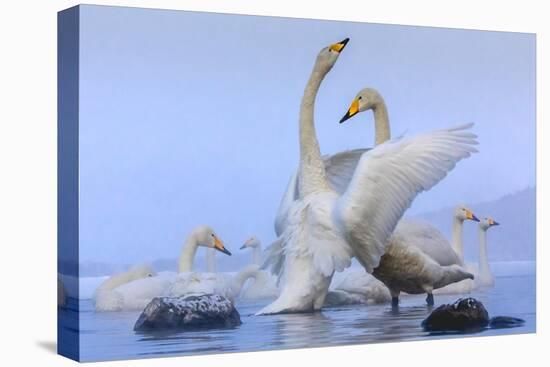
67,271,535,362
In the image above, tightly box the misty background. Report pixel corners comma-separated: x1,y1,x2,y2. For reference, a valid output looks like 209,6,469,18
77,5,535,275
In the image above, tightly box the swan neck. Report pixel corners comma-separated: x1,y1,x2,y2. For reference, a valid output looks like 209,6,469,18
179,234,199,272
478,228,491,276
298,67,331,197
206,248,217,273
373,101,391,146
252,244,262,266
231,267,258,296
452,217,464,263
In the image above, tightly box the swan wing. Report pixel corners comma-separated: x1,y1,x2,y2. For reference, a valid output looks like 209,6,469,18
335,123,478,273
274,149,368,237
323,149,370,194
274,171,299,236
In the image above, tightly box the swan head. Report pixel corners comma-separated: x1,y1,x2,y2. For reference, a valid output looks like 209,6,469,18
194,225,232,256
240,236,261,250
127,264,156,279
454,205,480,222
480,217,500,230
314,38,349,73
339,88,385,123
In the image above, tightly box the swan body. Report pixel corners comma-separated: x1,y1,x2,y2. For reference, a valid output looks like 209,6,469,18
373,206,479,304
373,227,474,304
93,264,157,311
325,269,391,306
259,39,478,315
168,265,263,302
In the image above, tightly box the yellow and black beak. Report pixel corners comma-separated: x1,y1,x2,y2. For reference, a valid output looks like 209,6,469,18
466,210,480,222
329,37,350,53
340,97,360,123
488,218,500,226
213,235,232,256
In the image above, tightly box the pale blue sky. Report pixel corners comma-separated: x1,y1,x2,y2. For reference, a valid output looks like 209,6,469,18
78,5,535,264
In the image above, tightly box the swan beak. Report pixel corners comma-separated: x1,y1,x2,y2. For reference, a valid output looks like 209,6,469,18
340,98,360,123
466,210,480,222
489,218,500,226
239,244,247,250
214,236,232,256
329,38,350,53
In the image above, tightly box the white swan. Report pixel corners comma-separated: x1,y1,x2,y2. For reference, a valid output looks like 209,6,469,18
436,215,500,293
238,236,279,300
93,226,233,311
325,269,391,306
239,236,263,265
178,225,231,272
258,38,478,315
168,226,265,301
476,216,500,287
93,264,158,311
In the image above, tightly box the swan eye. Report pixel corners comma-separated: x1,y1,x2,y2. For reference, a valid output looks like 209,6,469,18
147,273,152,277
358,96,362,100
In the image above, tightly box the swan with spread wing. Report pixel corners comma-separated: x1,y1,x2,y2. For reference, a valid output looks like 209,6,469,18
258,39,478,315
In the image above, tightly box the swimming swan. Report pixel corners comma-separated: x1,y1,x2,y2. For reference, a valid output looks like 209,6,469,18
239,236,279,300
93,226,232,311
93,264,157,311
325,269,391,306
258,38,478,315
476,216,500,287
436,215,500,293
240,236,263,266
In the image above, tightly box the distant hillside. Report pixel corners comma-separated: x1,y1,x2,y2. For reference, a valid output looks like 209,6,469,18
412,187,536,262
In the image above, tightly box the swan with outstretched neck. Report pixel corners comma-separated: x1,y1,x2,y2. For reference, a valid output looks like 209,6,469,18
259,38,478,315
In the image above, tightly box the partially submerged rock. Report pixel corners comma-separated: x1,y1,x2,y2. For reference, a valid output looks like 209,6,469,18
134,293,241,332
422,297,525,332
422,298,489,331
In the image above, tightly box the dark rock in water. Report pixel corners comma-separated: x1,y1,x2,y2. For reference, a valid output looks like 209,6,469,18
422,298,489,331
134,293,241,332
489,316,525,329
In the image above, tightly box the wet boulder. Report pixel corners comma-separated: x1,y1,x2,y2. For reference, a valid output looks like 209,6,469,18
422,298,489,331
134,293,241,332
